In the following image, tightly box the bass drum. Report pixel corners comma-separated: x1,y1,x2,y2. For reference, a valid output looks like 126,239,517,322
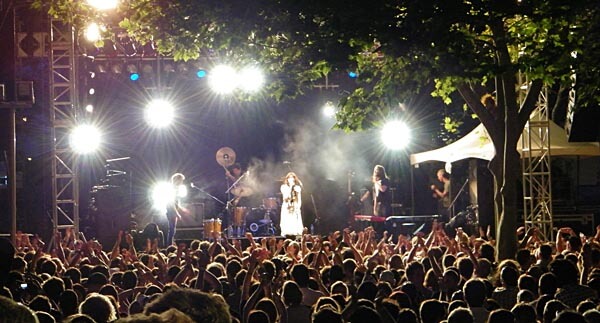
245,208,279,236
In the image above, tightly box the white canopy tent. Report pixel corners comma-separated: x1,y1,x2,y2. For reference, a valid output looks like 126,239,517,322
410,120,600,165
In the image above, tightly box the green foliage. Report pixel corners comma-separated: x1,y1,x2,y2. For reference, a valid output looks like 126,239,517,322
32,0,600,128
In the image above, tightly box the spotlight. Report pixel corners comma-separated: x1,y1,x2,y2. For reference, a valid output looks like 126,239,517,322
87,0,118,10
208,64,238,94
150,181,187,211
145,99,174,128
177,63,189,74
96,63,108,73
238,66,265,93
85,104,94,113
322,101,336,117
163,63,175,73
150,181,173,211
84,22,101,42
111,64,122,74
196,69,207,78
70,124,102,154
127,64,139,81
381,120,411,150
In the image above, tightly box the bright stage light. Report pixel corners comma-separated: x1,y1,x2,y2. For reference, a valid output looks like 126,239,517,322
127,64,139,81
150,181,173,211
84,23,101,42
85,104,94,113
150,182,187,211
196,69,207,78
87,0,118,10
323,101,336,117
145,99,174,128
381,120,411,150
208,65,238,94
177,185,188,198
70,124,101,154
238,66,265,93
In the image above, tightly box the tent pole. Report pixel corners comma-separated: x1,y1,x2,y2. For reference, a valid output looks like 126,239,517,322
411,165,415,217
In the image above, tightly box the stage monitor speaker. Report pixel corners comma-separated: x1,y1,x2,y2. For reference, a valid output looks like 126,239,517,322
174,227,203,241
91,186,132,248
178,203,205,228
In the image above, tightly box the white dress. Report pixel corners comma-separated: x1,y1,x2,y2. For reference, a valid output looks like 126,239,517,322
280,184,303,236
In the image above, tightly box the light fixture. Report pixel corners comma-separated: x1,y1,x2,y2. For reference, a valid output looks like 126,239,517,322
145,99,175,128
70,124,102,154
381,120,411,150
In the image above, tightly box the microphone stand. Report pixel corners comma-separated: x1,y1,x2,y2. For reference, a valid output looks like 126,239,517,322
447,178,469,218
190,183,226,206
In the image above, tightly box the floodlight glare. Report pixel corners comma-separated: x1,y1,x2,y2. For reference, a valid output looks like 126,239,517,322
208,65,238,94
177,185,188,198
85,104,94,113
84,23,101,42
87,0,118,10
150,182,187,211
381,120,411,150
150,181,174,211
323,101,336,117
145,99,175,128
238,66,265,93
70,124,101,154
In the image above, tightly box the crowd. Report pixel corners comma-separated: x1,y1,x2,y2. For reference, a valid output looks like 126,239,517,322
1,220,600,323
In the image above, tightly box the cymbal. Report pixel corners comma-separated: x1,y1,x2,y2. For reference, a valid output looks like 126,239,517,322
231,186,254,197
216,147,236,167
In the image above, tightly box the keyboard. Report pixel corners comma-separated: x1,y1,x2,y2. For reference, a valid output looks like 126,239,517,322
354,215,386,222
385,215,440,222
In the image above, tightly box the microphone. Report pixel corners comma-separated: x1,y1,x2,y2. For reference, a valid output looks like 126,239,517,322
283,161,291,164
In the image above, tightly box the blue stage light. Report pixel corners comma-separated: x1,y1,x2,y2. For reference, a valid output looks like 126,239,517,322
196,69,207,78
348,71,358,78
130,73,140,81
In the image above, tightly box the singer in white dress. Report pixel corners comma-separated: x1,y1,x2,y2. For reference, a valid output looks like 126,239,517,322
280,172,304,236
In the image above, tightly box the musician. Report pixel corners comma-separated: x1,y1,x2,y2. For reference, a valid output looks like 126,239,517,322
360,165,392,217
225,163,243,182
166,173,189,246
431,168,451,221
280,172,304,236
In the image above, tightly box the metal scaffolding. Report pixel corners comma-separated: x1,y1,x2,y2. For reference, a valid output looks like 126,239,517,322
49,18,79,236
521,86,554,240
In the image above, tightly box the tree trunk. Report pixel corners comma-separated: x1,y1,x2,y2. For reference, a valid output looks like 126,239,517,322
496,148,521,260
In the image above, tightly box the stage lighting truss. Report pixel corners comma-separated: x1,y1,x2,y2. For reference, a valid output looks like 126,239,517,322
88,56,213,85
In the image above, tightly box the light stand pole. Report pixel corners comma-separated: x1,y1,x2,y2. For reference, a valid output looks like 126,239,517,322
1,101,33,245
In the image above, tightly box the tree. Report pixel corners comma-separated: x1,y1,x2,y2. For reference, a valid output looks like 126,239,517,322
35,0,600,260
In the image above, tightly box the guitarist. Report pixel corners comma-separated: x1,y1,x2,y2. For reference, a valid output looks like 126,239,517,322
166,173,189,246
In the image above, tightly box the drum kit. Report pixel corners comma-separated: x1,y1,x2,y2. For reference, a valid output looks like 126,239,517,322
216,147,279,237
